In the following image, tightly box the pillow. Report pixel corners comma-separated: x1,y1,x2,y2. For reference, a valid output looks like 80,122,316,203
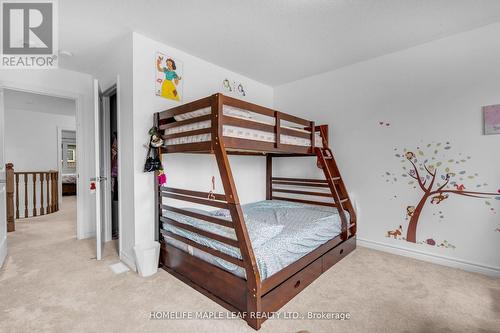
173,107,211,121
173,106,252,122
223,106,252,119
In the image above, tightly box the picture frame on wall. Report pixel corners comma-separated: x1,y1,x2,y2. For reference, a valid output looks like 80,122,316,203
483,104,500,135
155,52,183,102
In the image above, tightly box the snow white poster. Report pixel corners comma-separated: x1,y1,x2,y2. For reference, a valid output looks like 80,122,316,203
156,52,183,102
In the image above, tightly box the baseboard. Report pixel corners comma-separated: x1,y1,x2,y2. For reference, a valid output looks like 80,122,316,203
357,237,500,278
120,250,137,272
0,236,7,269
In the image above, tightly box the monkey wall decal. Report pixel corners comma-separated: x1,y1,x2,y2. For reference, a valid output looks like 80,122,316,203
431,194,449,204
387,225,403,239
454,184,466,191
425,238,436,246
405,151,415,160
406,206,416,220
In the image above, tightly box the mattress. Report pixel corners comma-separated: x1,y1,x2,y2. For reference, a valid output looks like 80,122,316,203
165,106,323,147
162,200,346,280
62,174,77,184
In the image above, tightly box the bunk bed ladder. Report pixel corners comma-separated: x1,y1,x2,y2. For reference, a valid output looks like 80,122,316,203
315,147,356,240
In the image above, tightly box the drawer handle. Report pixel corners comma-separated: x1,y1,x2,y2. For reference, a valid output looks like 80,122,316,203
340,249,344,255
294,280,301,288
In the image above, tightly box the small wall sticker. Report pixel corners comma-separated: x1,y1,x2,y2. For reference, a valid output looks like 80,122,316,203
222,78,246,97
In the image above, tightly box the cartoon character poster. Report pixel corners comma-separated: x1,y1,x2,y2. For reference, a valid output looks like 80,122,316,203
155,52,183,102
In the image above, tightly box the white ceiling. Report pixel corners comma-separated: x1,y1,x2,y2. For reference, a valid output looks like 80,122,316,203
4,89,76,117
59,0,500,85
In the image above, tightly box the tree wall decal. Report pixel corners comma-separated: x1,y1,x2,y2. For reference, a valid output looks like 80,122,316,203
383,142,500,244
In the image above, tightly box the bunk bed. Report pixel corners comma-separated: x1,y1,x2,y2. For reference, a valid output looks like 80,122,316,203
154,93,357,330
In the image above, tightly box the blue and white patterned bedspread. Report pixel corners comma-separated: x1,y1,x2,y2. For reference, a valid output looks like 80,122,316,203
162,200,346,280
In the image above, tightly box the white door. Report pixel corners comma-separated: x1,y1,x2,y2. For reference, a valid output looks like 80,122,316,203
0,88,7,267
94,80,106,260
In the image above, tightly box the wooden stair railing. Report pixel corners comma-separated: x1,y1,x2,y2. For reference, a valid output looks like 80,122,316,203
5,163,60,230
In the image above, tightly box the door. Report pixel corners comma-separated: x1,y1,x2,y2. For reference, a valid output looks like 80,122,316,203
101,85,115,243
0,88,7,267
94,80,106,260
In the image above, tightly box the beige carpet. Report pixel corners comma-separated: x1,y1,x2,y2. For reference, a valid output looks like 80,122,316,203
0,197,499,333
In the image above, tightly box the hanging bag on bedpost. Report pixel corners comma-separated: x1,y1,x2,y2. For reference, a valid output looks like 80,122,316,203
143,136,163,172
143,144,154,172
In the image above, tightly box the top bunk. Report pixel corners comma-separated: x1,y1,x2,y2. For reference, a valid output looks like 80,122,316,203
155,93,329,156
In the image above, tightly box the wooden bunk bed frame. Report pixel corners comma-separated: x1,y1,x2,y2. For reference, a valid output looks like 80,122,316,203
154,93,357,330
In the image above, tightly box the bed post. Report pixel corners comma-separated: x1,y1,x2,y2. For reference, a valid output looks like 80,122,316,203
211,93,263,329
266,155,272,200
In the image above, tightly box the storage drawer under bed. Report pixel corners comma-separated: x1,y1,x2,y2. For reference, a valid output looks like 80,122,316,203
261,236,356,313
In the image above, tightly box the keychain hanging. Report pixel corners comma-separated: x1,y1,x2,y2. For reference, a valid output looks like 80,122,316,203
208,176,216,200
208,156,216,200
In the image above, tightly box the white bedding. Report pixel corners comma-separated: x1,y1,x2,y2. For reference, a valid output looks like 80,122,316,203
166,106,323,147
62,174,77,184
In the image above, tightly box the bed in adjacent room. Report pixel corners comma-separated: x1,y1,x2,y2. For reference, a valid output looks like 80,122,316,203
62,173,77,196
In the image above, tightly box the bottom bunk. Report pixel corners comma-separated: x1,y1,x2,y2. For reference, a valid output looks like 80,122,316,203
158,200,356,329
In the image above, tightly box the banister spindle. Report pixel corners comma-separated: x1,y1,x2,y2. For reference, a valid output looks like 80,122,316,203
55,172,59,211
32,173,37,217
40,172,44,215
51,172,55,213
24,173,28,218
15,173,19,219
46,172,50,214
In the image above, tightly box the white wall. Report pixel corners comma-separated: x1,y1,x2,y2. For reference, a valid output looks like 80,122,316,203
5,109,75,171
131,33,273,263
0,69,95,239
274,23,500,275
4,109,75,216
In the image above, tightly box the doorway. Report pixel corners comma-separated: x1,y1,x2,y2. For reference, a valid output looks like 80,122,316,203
3,89,78,233
100,85,119,254
60,129,78,198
